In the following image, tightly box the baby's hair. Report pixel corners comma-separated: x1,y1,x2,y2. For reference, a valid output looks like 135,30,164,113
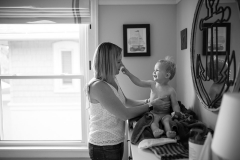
158,56,176,80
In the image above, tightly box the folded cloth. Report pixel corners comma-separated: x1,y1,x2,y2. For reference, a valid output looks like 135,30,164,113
170,120,207,141
131,112,154,145
170,112,208,149
138,138,177,149
149,143,189,160
128,114,143,129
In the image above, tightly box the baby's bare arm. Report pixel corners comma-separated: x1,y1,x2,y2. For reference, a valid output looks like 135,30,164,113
170,89,181,112
121,65,152,88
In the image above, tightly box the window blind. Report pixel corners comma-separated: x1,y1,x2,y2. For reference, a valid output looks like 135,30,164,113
0,0,91,24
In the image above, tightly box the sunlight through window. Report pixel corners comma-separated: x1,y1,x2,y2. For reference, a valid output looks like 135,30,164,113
0,24,88,141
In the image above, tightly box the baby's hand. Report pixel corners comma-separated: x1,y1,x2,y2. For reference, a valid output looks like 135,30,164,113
121,66,126,74
120,65,128,74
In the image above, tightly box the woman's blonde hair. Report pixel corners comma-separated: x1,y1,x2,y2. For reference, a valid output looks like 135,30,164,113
92,42,122,82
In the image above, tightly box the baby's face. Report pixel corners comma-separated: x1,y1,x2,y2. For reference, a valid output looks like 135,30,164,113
153,62,167,82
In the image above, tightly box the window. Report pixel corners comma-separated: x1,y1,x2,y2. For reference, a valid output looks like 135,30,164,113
0,24,89,143
53,41,81,92
62,51,73,84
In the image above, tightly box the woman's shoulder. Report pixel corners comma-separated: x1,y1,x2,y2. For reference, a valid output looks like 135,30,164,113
89,79,111,91
88,78,100,84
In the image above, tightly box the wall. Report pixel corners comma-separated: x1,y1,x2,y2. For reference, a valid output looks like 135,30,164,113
99,4,177,100
176,0,197,109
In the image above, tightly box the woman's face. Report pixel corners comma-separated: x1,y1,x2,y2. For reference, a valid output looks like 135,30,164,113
115,54,123,75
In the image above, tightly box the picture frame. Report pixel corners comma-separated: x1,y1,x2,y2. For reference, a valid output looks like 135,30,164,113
181,28,187,50
202,23,231,55
123,24,150,57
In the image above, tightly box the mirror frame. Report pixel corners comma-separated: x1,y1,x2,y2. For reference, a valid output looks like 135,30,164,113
190,0,238,111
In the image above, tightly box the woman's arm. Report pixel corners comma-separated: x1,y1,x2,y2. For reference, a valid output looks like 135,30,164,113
90,81,164,121
90,81,148,120
124,98,148,107
170,88,181,112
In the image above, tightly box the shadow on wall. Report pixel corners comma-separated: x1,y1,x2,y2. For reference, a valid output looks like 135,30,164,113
192,94,219,130
192,94,202,120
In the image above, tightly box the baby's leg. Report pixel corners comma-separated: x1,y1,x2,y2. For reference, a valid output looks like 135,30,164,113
162,115,176,139
151,114,164,138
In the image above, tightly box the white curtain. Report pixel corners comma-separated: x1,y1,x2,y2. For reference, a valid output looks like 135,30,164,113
0,0,91,24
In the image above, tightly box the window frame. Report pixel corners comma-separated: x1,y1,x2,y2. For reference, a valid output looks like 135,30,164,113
0,24,90,158
0,0,99,156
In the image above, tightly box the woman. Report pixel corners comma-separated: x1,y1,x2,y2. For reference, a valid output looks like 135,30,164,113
87,42,170,160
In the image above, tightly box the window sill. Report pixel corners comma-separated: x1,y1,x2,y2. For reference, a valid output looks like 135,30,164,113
0,146,89,158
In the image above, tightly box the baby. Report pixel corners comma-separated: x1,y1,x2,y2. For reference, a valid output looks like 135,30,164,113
122,56,181,138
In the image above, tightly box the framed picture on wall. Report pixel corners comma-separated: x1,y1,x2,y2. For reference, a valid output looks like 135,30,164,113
123,24,150,57
181,28,187,50
202,23,231,55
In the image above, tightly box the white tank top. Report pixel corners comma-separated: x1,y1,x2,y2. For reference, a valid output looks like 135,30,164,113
87,78,126,146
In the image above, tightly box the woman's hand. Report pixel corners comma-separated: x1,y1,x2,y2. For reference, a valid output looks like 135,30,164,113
151,96,171,110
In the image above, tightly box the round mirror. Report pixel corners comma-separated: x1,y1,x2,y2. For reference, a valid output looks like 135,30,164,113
191,0,240,111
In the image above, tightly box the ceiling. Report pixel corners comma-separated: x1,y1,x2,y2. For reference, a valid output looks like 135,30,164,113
98,0,235,5
98,0,181,5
